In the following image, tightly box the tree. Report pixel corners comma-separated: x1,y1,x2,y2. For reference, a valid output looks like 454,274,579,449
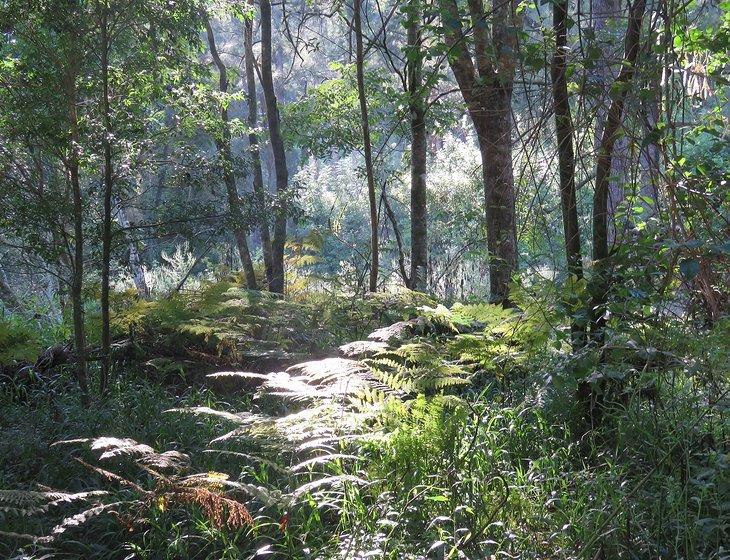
244,17,275,288
97,0,114,394
203,12,258,290
550,0,584,345
353,0,380,293
406,0,428,292
590,0,648,338
260,0,289,294
437,0,520,304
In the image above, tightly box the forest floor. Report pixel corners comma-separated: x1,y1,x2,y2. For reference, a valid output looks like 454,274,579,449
1,281,728,559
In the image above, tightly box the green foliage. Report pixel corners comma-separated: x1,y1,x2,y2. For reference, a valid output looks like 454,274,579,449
0,316,44,364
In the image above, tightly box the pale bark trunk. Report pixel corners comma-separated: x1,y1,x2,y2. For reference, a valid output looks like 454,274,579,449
260,0,289,294
354,0,379,292
0,267,21,311
245,19,274,287
204,15,257,289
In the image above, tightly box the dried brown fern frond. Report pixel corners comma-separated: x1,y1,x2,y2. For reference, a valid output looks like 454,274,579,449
169,486,253,529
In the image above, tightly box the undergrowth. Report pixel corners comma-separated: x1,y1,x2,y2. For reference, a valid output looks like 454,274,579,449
1,288,728,559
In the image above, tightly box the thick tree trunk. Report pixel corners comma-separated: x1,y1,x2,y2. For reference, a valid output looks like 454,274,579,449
99,0,112,395
477,87,518,304
260,0,289,294
591,0,647,337
245,19,274,287
204,15,257,289
439,0,519,305
354,0,379,292
407,1,427,292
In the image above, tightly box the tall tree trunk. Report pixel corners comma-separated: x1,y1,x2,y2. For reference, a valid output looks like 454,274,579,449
407,0,427,292
551,0,583,279
591,0,647,337
245,18,274,287
354,0,379,292
204,15,257,289
438,0,519,305
260,0,289,294
99,0,112,395
65,62,89,406
591,0,630,242
551,0,585,345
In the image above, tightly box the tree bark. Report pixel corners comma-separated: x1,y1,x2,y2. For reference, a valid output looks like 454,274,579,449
591,0,647,336
99,0,112,395
591,0,630,242
260,0,289,294
354,0,379,292
245,18,274,288
551,0,583,280
407,0,427,292
64,60,89,406
551,0,585,346
438,0,519,304
204,15,257,289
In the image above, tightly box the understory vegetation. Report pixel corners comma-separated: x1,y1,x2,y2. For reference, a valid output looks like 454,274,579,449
2,281,728,559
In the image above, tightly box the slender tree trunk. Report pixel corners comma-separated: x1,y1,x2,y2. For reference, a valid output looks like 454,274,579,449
551,0,583,278
260,0,289,294
99,0,112,395
245,19,274,287
65,63,89,406
591,0,647,336
591,0,630,242
407,0,427,292
354,0,379,292
551,0,585,346
204,15,257,289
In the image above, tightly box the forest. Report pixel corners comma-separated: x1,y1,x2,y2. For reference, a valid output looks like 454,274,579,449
0,0,728,557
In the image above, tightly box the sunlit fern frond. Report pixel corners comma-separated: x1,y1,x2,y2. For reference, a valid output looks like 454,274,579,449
0,489,108,517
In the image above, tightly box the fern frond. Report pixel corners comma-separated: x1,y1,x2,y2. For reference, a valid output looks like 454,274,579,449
290,474,369,500
291,454,360,472
51,502,125,536
90,437,155,461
